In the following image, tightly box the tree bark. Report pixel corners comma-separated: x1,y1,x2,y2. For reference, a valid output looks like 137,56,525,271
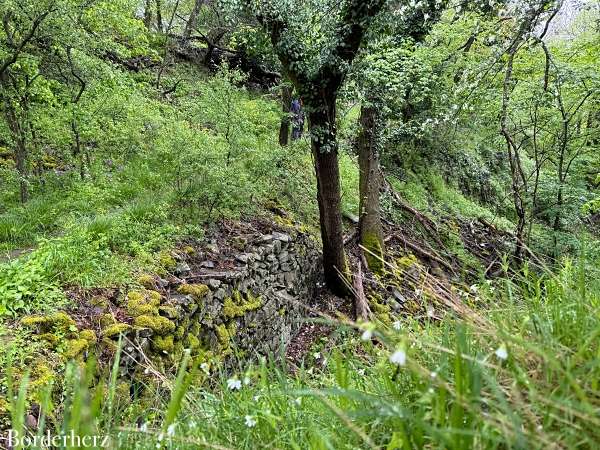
357,105,385,273
144,0,153,30
156,0,164,33
1,75,29,203
255,0,386,295
183,0,203,41
278,85,292,146
309,97,350,296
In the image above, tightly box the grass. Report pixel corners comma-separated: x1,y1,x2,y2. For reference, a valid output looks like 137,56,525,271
4,253,598,449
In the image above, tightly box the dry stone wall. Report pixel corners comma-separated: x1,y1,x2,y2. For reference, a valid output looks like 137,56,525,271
117,227,322,373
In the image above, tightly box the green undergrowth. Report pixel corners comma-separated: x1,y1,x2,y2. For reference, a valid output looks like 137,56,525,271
0,66,349,317
3,254,598,449
388,171,513,231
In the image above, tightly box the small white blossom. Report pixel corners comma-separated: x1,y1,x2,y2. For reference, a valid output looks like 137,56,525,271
313,352,321,359
227,378,242,390
244,415,257,428
393,321,402,331
390,349,407,366
253,395,261,402
140,422,148,432
430,371,437,379
495,345,508,361
357,368,365,376
166,423,176,437
243,376,251,385
361,329,373,341
200,363,210,373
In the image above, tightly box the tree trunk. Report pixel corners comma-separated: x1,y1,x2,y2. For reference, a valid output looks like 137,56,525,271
278,85,292,147
3,102,28,203
144,0,153,30
156,0,164,33
553,183,563,256
309,98,350,296
1,74,29,203
183,0,203,41
357,105,385,273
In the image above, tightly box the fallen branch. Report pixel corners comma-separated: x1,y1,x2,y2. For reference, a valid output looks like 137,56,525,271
385,233,456,275
382,177,446,249
353,260,371,321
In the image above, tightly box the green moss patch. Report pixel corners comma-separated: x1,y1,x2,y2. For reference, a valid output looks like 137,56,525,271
177,283,209,301
134,314,175,335
222,291,262,319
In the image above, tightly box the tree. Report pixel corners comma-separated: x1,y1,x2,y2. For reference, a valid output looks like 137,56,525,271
183,0,205,41
241,0,387,294
0,1,57,203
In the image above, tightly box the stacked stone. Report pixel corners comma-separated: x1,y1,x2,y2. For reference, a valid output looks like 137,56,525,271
114,229,321,373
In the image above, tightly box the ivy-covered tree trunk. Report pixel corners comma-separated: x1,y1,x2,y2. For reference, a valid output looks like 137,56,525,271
308,96,349,294
357,105,385,273
278,85,292,146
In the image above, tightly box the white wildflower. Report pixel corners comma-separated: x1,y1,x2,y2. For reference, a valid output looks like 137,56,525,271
430,371,437,379
243,376,251,385
200,363,210,373
253,395,261,402
495,345,508,361
313,352,321,359
393,321,402,331
361,329,373,341
227,378,242,390
390,349,407,366
244,415,257,428
166,423,176,437
140,422,148,432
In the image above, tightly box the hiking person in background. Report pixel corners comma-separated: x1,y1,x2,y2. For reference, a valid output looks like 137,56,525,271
291,99,304,140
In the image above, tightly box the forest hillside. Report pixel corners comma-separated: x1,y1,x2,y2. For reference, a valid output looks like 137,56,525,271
0,1,599,449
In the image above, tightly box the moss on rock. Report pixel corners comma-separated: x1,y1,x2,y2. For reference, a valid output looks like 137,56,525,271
90,296,110,310
21,312,76,334
177,283,209,302
63,338,90,359
152,335,174,353
126,290,161,317
102,323,132,339
159,305,180,320
158,252,177,271
134,315,175,335
185,333,200,351
216,322,237,356
136,274,155,289
222,291,262,319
